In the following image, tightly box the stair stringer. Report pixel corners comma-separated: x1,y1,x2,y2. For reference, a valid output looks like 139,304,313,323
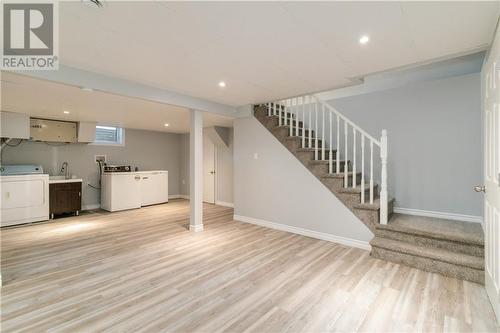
233,116,374,246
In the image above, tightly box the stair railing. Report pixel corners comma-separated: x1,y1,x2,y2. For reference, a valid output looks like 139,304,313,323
266,95,388,224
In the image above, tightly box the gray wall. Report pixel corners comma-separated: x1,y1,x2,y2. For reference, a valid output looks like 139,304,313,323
328,73,482,217
1,128,182,209
233,116,373,243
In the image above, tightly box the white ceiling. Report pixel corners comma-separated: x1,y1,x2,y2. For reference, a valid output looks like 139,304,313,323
57,1,500,107
0,72,233,133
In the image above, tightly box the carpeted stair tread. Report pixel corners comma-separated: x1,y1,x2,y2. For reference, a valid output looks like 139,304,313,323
339,185,376,194
321,171,361,179
370,237,484,270
376,213,484,246
308,160,347,165
353,198,395,211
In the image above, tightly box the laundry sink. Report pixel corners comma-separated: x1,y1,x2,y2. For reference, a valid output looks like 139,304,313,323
49,176,83,184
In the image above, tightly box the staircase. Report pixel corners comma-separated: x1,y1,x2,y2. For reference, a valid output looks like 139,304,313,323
254,96,484,284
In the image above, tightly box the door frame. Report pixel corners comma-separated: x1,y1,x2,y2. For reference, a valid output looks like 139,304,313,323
203,137,217,204
483,45,500,324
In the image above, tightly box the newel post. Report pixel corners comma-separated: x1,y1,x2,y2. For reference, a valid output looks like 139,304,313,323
380,130,388,225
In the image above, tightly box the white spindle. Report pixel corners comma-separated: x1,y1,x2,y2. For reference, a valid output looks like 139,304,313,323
321,104,325,160
352,128,356,188
273,102,277,116
285,99,292,126
380,130,388,224
336,115,340,174
295,97,298,136
370,140,374,204
361,135,365,204
329,111,333,173
315,102,318,160
308,101,312,148
344,122,348,188
302,97,306,147
268,102,271,116
278,101,285,126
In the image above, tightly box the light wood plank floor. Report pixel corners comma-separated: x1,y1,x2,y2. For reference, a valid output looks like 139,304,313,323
1,200,498,332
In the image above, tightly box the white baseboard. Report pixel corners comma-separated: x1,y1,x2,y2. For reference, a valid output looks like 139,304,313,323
215,201,234,208
168,194,185,199
393,207,483,224
233,214,371,251
178,194,190,200
82,204,100,211
189,224,204,232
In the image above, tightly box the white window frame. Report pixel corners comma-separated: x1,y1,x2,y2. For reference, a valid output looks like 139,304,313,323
91,126,125,146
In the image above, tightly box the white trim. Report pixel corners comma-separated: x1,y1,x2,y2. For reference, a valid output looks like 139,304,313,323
233,214,371,251
168,194,183,199
189,224,204,232
393,207,483,224
178,194,190,200
486,270,500,325
82,204,100,211
215,201,234,208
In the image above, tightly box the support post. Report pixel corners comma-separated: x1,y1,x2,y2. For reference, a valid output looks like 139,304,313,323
189,109,204,232
380,129,388,225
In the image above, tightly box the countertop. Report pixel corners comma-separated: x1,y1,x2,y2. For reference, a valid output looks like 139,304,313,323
49,176,83,184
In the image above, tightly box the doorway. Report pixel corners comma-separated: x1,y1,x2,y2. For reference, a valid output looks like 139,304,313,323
203,137,216,203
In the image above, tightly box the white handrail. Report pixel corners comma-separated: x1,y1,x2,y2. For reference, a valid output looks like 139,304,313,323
313,95,381,147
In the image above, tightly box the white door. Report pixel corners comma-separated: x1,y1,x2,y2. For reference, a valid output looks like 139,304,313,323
203,137,215,203
482,36,500,322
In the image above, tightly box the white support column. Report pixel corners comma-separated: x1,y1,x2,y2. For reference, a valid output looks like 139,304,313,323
189,109,204,232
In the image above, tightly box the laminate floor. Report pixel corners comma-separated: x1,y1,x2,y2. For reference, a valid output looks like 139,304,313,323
1,200,498,332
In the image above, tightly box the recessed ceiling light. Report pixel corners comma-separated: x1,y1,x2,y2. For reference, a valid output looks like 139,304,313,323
359,35,370,45
218,81,226,88
81,87,93,92
164,123,169,127
63,111,70,114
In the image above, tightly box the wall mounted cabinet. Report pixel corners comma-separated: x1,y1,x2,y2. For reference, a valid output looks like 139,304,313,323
0,111,30,139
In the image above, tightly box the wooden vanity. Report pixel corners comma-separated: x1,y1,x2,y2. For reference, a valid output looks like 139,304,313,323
49,177,82,218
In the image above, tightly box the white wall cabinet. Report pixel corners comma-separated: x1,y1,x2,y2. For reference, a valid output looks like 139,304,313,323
0,111,30,139
77,122,97,143
101,171,168,212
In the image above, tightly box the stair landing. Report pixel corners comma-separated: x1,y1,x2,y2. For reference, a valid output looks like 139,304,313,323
371,214,485,284
379,213,484,245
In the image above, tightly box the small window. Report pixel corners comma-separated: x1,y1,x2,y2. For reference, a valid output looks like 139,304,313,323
93,126,124,146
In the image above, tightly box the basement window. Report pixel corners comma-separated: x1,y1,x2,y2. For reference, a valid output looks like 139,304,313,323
93,126,125,146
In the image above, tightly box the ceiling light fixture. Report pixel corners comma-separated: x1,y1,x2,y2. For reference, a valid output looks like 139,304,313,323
164,123,169,127
218,81,226,88
63,111,70,114
81,87,93,92
359,35,370,45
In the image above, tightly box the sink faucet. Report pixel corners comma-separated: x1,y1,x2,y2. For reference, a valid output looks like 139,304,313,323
60,162,69,179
